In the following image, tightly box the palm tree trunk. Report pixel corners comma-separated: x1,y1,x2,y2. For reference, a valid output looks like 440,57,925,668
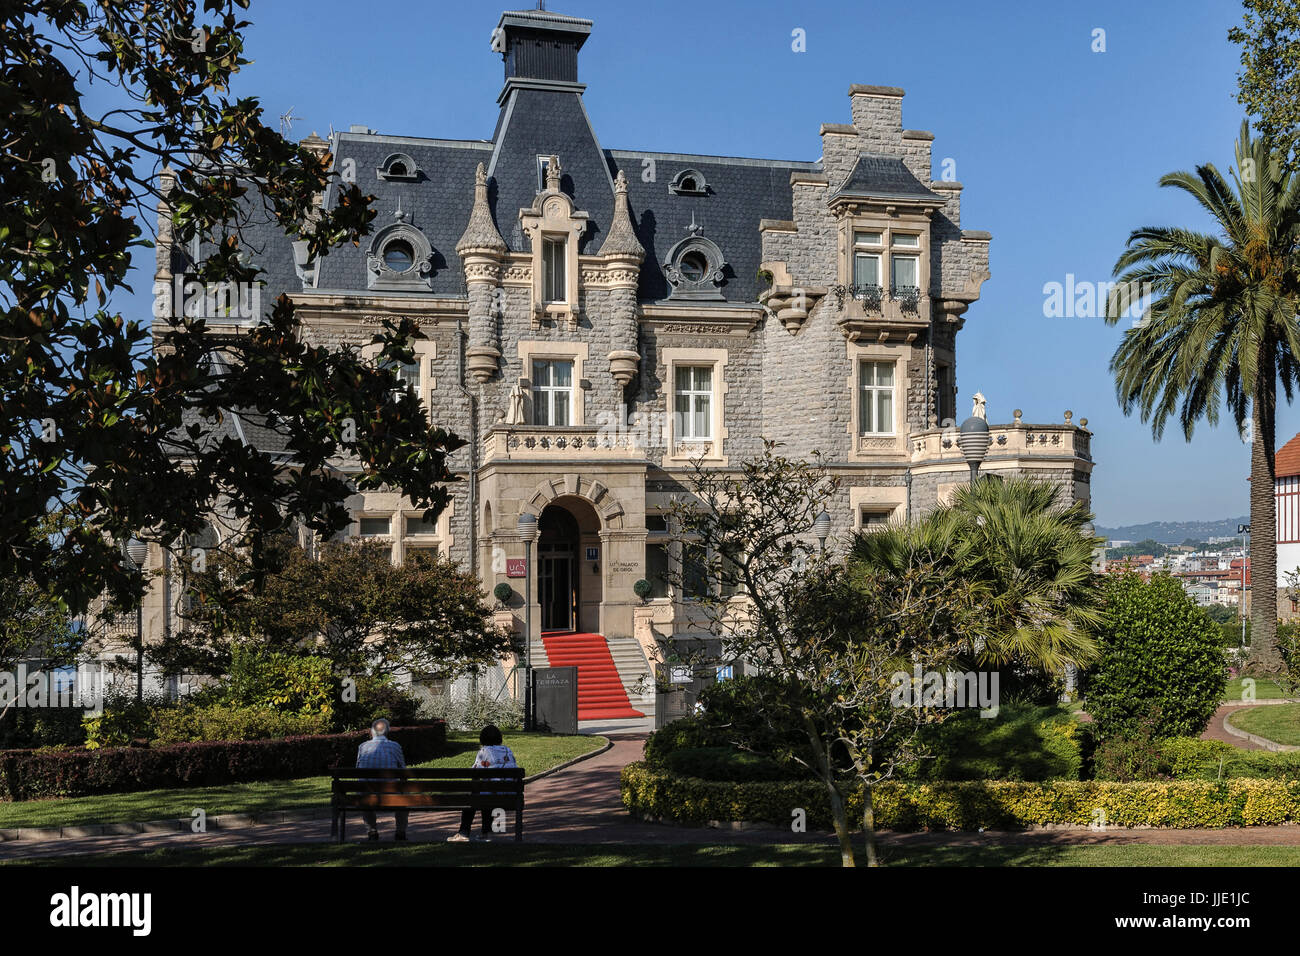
1250,364,1284,674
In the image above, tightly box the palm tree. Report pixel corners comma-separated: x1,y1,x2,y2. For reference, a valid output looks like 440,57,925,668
850,476,1103,671
1105,122,1300,674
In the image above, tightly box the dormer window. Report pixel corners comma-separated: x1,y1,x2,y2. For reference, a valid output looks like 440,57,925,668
377,152,420,181
366,222,435,290
669,168,709,196
664,229,726,301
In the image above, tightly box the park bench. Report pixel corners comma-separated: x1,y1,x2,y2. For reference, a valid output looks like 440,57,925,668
329,767,526,843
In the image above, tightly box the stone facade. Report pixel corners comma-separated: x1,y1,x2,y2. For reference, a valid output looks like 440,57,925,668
133,8,1095,703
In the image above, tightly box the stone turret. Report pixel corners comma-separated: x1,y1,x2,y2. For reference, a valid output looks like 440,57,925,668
456,162,508,383
599,170,643,387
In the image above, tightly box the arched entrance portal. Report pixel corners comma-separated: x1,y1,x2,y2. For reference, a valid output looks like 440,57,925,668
537,497,603,632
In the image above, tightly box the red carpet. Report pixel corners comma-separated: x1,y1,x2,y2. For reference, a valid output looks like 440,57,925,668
540,631,645,721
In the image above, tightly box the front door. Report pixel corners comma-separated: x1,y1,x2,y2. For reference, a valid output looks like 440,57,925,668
538,504,580,631
539,552,575,631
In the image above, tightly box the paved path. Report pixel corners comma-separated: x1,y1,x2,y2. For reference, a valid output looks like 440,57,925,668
4,733,1300,861
1203,704,1266,749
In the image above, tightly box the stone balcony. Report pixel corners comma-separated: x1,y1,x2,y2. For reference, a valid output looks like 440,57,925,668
482,424,649,464
909,417,1092,465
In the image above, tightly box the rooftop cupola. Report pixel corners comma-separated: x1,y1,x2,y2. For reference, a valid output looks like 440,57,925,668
495,8,592,87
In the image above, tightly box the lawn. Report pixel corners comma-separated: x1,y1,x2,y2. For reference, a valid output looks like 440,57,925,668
0,732,605,830
1229,704,1300,747
1223,677,1293,702
9,842,1300,867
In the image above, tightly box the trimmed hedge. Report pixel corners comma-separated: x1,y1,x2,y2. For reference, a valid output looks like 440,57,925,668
0,723,446,801
620,762,1300,830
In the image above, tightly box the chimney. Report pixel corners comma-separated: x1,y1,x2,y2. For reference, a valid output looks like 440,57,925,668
496,9,592,86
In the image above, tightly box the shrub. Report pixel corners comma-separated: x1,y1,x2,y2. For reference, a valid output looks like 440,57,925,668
643,718,726,769
424,691,523,732
664,746,793,782
0,706,87,749
331,675,422,731
1092,704,1167,781
151,704,328,744
82,702,159,750
694,675,815,774
1083,572,1227,739
222,645,335,720
904,705,1083,782
0,723,446,801
620,762,1300,830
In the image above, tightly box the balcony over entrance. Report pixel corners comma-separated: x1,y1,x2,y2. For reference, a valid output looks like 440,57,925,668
483,424,648,464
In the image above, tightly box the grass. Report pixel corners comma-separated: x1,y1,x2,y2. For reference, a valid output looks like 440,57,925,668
1223,677,1293,702
0,732,605,830
1229,704,1300,747
10,842,1300,867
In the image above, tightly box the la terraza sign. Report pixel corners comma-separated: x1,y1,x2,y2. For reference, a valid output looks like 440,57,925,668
506,558,527,578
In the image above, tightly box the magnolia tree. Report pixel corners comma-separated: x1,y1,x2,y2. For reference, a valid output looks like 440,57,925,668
2,1,461,619
662,442,977,866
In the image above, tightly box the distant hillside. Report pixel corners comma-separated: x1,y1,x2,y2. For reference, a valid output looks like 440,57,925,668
1095,516,1251,545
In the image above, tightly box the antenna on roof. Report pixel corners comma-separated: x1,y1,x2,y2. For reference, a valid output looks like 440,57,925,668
279,106,303,138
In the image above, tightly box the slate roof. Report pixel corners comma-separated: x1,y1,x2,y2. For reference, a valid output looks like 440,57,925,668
831,154,940,204
315,135,493,297
606,149,817,303
296,91,821,305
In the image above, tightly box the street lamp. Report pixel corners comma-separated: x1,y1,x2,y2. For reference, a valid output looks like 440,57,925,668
1238,523,1250,649
517,511,540,731
813,511,831,555
957,414,992,487
123,538,148,704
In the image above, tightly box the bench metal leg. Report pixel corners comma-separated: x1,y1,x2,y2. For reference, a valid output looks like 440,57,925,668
336,811,345,844
515,805,523,842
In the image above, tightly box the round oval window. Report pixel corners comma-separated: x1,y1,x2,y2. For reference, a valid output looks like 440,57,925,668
679,251,708,282
383,239,415,273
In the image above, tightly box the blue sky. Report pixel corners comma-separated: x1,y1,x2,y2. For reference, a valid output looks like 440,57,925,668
129,0,1272,526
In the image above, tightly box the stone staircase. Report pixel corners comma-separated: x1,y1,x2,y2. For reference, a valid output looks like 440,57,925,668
529,632,654,722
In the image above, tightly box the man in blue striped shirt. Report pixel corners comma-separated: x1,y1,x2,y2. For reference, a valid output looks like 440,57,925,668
357,717,408,840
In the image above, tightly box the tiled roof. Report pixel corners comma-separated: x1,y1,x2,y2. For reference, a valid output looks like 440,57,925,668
1277,432,1300,479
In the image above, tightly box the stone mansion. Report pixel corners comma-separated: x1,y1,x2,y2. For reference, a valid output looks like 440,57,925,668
129,7,1096,720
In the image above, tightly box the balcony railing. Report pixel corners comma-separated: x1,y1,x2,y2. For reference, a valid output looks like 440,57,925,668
483,425,648,463
910,421,1092,464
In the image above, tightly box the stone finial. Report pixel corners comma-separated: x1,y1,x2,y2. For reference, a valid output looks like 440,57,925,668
1079,417,1088,428
1064,410,1073,425
598,170,645,259
546,155,562,192
1013,408,1023,424
455,162,506,256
